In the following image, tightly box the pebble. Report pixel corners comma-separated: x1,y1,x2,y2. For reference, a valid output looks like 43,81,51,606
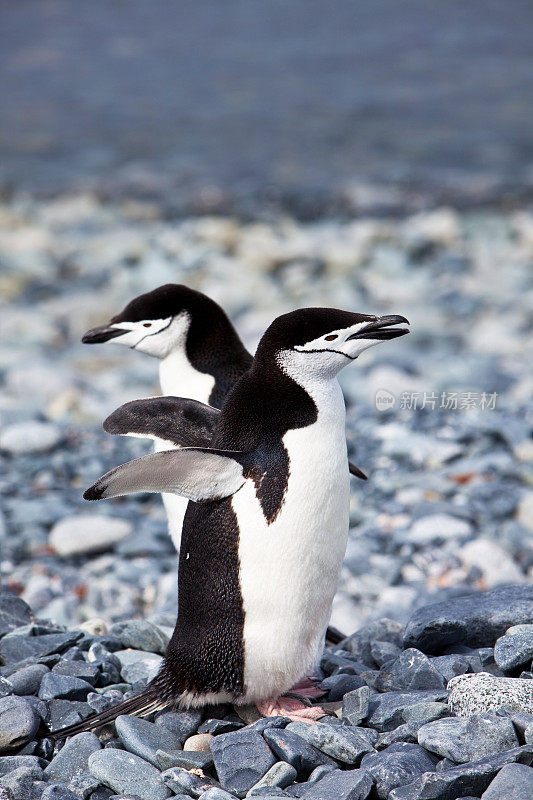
156,747,214,770
0,697,39,752
38,674,94,701
44,731,101,781
161,765,214,795
0,631,82,664
114,650,163,683
401,702,449,726
155,711,203,744
49,516,132,557
481,762,533,799
0,764,44,800
375,649,445,692
297,767,373,799
366,690,448,732
184,732,214,751
403,587,533,653
406,514,472,545
263,727,338,779
360,742,437,799
342,686,370,725
211,728,277,797
417,712,518,762
248,762,298,794
88,748,171,800
0,596,32,638
448,672,533,716
115,715,181,767
7,664,49,696
109,620,169,656
0,421,61,454
494,630,533,672
285,721,375,765
51,659,99,685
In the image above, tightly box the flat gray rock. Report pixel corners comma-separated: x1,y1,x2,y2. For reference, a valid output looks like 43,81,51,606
417,713,518,763
299,767,373,799
44,731,101,781
88,748,171,800
366,690,448,732
211,728,276,797
375,649,445,692
448,672,533,716
109,619,169,655
0,596,32,638
0,631,82,665
494,631,533,671
0,696,39,753
115,715,181,766
403,586,533,654
481,762,533,799
360,742,437,799
286,721,375,765
114,649,163,683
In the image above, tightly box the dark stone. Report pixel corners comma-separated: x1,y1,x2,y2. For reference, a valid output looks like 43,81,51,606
0,696,39,753
375,649,445,692
403,587,533,654
0,755,47,777
263,727,337,779
360,742,437,799
494,633,533,672
108,620,168,656
285,721,375,766
376,723,420,749
388,744,533,799
88,748,171,799
342,686,370,725
211,728,276,797
430,655,470,684
156,747,214,770
0,764,43,800
44,731,101,781
366,690,448,732
320,674,365,702
0,596,31,638
481,762,533,799
298,767,374,798
161,765,215,796
48,699,93,730
370,641,402,667
51,660,99,686
41,787,81,800
198,718,245,735
417,713,519,763
6,664,49,696
115,715,181,767
154,711,202,745
38,674,94,701
341,618,404,667
0,631,83,665
401,702,449,727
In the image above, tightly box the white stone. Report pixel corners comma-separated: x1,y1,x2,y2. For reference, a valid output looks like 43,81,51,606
0,421,62,454
49,515,132,556
407,514,472,545
517,492,533,532
459,538,526,588
448,672,533,716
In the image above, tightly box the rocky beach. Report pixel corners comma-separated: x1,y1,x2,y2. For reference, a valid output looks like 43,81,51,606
0,193,532,798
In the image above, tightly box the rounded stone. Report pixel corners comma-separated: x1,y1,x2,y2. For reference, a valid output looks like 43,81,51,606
184,733,213,751
49,515,132,556
0,421,62,454
0,696,39,753
88,748,171,800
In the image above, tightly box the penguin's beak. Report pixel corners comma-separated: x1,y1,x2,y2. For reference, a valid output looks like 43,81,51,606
346,315,410,341
81,325,125,344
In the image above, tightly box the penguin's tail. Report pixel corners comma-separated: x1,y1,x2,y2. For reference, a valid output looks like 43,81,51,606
48,684,172,740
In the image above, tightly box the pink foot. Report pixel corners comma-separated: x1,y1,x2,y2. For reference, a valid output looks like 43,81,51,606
256,696,326,724
287,676,325,700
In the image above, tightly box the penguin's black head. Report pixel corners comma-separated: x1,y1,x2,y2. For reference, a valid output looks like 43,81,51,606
256,307,409,380
81,284,227,359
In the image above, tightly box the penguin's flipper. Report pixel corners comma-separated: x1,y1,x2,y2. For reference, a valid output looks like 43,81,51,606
103,396,220,448
349,461,367,480
84,446,246,503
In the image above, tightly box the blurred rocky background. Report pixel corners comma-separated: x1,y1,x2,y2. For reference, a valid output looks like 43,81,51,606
0,0,532,633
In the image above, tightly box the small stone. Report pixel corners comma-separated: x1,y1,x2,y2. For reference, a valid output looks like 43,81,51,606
459,539,526,588
114,650,163,684
0,756,47,777
51,660,99,685
200,790,239,800
115,715,181,766
342,619,404,665
361,742,437,799
0,421,61,454
156,747,213,770
481,762,533,799
108,620,169,656
430,655,470,684
448,672,533,716
0,631,82,664
0,595,32,638
41,787,81,800
401,702,449,726
403,586,533,654
418,712,518,763
370,641,401,667
297,767,373,799
406,514,471,545
262,728,337,779
342,686,370,725
211,728,276,797
198,718,244,735
44,731,101,781
39,674,94,701
388,745,533,799
7,664,49,696
0,764,43,800
161,765,215,795
375,649,445,692
49,515,132,557
286,721,375,765
376,723,419,749
0,697,39,753
66,769,100,798
184,733,213,751
320,674,365,701
494,632,533,672
366,690,448,732
155,710,202,744
247,761,297,795
88,748,171,800
48,699,93,730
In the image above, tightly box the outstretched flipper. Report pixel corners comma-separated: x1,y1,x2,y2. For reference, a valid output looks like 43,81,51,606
103,396,220,449
84,446,247,502
349,461,367,480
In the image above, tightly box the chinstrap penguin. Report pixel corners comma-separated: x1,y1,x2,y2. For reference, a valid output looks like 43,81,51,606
54,308,409,737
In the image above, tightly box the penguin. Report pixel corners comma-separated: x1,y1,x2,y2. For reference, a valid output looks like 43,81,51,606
82,284,366,547
54,308,409,737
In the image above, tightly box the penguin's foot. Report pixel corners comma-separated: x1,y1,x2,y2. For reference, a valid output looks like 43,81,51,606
256,676,328,724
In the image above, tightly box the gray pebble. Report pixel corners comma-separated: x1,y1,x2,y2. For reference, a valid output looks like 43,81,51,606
361,742,437,799
156,748,213,771
0,596,32,638
161,766,215,796
494,632,533,672
115,715,181,767
418,712,518,763
51,660,99,686
109,621,169,656
44,731,101,781
481,762,533,799
155,710,203,744
286,721,375,765
247,761,297,794
342,685,370,725
211,728,276,797
7,664,49,696
262,728,337,780
375,649,445,692
0,764,43,800
297,767,373,799
366,690,448,732
39,674,94,701
401,702,449,726
448,672,533,716
88,748,171,800
0,631,83,665
0,696,39,753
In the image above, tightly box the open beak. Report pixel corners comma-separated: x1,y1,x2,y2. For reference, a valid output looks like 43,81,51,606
81,325,125,344
346,314,410,341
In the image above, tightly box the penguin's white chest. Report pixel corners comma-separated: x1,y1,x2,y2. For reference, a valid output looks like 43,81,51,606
233,381,350,702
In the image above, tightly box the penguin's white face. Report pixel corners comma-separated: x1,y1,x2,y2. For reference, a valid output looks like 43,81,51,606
278,315,410,382
82,312,191,359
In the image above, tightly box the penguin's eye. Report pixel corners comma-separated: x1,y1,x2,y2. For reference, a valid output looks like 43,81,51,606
143,323,152,328
325,334,338,341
